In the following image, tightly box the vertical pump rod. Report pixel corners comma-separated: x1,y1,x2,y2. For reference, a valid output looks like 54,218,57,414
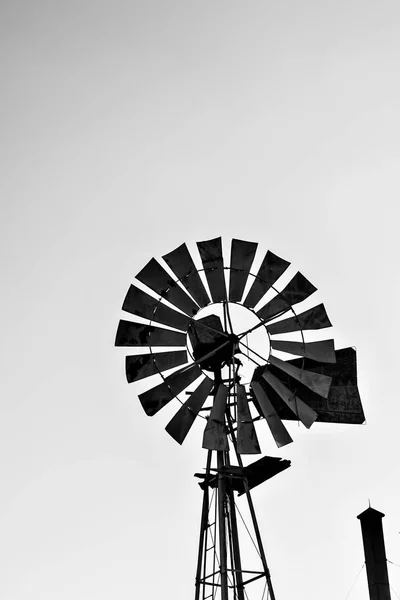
217,451,229,600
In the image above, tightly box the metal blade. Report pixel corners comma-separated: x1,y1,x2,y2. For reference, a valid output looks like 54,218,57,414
122,284,191,332
256,272,317,322
268,355,332,398
244,251,290,308
250,380,293,447
203,384,229,450
162,243,210,308
115,320,186,347
266,303,332,335
236,384,261,454
209,383,228,421
202,420,228,451
138,364,202,416
270,339,336,363
229,239,258,303
165,376,214,444
125,350,188,383
136,258,199,316
197,237,226,302
262,369,318,428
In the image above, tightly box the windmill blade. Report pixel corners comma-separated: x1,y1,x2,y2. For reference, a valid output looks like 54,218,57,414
138,364,202,416
197,237,227,302
267,355,332,398
203,384,229,450
122,284,191,332
261,369,318,428
115,320,186,347
256,272,317,322
136,258,199,316
125,350,189,383
202,420,228,451
165,376,214,444
236,384,261,454
209,383,228,421
229,239,258,303
270,339,336,363
266,303,332,335
250,380,293,447
162,243,210,307
244,250,290,308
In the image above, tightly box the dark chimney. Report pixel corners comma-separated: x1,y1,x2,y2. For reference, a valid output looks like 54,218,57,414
357,507,391,600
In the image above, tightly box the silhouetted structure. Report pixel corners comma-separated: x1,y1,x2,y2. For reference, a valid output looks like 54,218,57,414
116,236,365,599
358,507,391,600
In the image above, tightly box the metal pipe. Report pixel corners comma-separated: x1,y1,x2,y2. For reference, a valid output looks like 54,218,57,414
217,451,229,600
226,488,237,593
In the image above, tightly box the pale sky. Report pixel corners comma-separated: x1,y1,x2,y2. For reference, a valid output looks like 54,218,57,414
1,1,400,599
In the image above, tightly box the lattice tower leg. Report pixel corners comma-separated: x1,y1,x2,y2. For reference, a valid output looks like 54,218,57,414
194,449,277,600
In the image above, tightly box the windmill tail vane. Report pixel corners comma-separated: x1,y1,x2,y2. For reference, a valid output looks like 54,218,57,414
115,236,365,599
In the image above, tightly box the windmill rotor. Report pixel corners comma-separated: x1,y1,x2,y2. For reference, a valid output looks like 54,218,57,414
115,236,364,450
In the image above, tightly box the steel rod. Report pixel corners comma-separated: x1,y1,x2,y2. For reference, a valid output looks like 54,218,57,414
217,451,229,600
226,487,237,594
212,486,217,594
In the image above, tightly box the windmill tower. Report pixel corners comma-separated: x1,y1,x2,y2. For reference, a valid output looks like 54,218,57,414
115,237,364,598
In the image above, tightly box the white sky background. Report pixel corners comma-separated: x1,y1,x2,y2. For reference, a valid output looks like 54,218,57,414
1,1,400,598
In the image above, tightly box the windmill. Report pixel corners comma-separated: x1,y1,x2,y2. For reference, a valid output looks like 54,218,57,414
115,237,364,599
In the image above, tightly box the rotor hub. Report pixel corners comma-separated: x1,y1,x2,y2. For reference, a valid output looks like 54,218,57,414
187,315,240,372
